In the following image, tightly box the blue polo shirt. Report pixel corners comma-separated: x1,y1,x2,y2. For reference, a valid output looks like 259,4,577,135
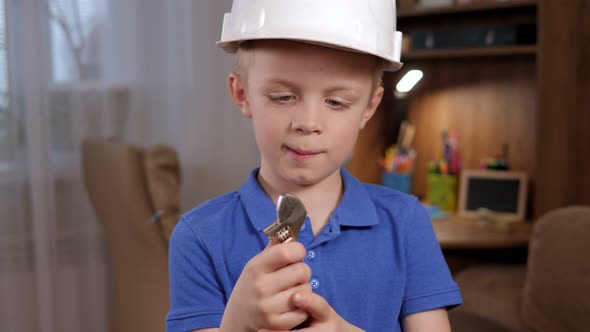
166,167,462,331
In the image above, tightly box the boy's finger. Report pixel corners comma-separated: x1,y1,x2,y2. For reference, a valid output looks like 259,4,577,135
265,282,312,314
256,307,308,332
260,242,306,273
267,262,311,293
292,292,331,321
277,309,309,330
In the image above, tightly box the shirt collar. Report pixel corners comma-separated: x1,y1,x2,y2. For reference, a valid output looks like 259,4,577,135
238,167,380,231
238,167,277,231
335,168,380,227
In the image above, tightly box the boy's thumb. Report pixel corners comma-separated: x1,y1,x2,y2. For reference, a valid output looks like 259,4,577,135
293,292,330,321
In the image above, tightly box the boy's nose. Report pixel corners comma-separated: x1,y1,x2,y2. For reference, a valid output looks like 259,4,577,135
290,105,324,135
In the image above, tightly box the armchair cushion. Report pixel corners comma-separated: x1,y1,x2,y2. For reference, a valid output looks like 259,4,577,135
144,144,181,242
453,264,527,332
522,206,590,332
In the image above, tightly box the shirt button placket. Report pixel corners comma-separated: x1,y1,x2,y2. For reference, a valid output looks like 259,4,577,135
309,277,320,290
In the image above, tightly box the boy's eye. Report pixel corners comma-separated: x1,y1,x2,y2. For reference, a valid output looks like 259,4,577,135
325,98,344,108
278,95,294,102
269,93,296,103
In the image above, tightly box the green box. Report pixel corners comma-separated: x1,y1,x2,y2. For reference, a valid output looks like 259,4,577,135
427,174,458,212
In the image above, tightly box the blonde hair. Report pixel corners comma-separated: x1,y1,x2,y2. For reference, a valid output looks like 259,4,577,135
235,41,384,91
235,41,256,85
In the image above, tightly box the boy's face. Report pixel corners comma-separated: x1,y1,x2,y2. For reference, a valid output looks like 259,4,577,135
229,40,384,187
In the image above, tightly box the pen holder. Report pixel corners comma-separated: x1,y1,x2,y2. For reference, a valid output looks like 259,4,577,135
382,172,412,194
427,173,458,212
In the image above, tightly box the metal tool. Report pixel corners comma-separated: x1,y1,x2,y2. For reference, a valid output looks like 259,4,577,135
263,193,307,244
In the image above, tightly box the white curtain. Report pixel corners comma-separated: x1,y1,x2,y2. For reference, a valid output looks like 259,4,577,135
1,0,258,331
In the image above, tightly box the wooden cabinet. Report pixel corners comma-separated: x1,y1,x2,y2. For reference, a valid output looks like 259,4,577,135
347,0,590,219
535,0,590,217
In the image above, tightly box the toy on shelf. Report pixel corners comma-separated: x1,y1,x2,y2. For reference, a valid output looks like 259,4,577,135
480,143,510,170
379,121,416,194
427,130,462,212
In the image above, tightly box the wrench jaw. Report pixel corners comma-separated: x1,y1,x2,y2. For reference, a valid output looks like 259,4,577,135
262,222,295,244
263,193,307,244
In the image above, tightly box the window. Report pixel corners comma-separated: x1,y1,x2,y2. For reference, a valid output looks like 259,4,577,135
0,0,110,164
50,0,105,81
0,0,11,163
0,0,8,108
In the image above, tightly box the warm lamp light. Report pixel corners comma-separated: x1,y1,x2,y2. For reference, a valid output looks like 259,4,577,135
395,69,423,94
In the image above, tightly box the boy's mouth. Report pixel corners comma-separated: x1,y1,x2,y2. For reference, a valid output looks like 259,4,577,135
283,145,322,161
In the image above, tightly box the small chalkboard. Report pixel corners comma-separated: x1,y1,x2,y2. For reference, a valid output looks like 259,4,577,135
458,170,528,221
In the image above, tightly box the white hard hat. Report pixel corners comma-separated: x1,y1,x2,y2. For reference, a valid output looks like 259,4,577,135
217,0,403,71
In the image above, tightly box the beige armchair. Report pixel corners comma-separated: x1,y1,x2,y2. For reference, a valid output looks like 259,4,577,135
82,139,181,332
449,206,590,332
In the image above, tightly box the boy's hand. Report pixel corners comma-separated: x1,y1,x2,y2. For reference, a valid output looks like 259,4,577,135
220,241,312,332
259,292,365,332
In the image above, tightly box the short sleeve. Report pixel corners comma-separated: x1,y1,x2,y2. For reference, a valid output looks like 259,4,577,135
166,218,225,331
400,199,463,317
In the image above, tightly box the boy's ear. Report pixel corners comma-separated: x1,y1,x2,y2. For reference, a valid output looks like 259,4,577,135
360,85,384,129
228,72,252,118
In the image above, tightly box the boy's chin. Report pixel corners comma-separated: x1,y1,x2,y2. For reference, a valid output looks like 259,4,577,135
286,175,319,187
281,167,339,187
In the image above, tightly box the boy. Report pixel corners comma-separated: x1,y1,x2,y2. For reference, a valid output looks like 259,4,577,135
166,1,462,331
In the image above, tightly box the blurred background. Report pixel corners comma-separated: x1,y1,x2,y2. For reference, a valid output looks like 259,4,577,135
1,0,589,332
1,0,257,331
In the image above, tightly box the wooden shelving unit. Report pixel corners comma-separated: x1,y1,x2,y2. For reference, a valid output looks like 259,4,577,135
349,0,590,219
398,0,538,18
348,0,540,217
401,2,539,211
398,0,539,61
402,45,537,60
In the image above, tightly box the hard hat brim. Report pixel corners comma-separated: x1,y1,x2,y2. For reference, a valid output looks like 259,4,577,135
217,37,403,72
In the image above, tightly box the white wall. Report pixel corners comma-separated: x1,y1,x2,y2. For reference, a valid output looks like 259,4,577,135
182,1,260,209
110,0,260,210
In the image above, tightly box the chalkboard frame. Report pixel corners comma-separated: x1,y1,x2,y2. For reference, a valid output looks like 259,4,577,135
458,169,528,222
